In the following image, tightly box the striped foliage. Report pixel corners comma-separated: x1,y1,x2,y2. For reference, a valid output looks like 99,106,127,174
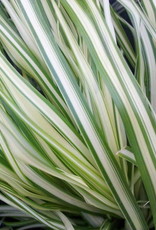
0,0,156,229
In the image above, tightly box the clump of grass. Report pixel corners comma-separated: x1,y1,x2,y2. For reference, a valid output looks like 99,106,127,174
0,0,156,229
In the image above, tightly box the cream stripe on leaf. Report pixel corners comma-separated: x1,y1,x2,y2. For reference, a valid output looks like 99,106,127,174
51,0,119,154
0,16,74,122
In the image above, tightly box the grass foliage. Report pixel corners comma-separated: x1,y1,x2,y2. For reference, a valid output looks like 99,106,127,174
0,0,156,229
